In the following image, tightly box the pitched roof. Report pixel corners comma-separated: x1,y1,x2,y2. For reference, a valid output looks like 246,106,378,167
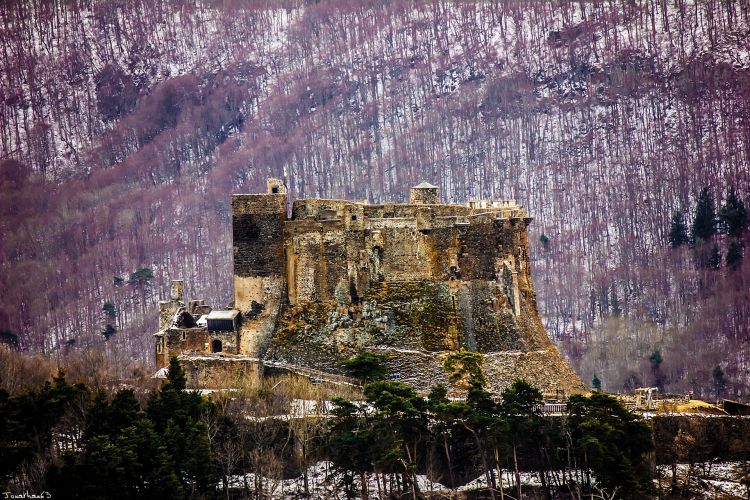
412,181,437,189
151,367,169,379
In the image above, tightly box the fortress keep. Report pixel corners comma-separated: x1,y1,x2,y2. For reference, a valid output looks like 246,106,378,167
154,179,585,395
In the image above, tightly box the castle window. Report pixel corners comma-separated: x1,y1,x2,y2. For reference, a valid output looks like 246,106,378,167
272,187,279,194
181,331,186,341
157,339,163,354
211,339,223,353
351,215,357,221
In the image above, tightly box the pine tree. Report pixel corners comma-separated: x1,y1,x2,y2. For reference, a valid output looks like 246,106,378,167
338,352,388,383
102,301,116,320
101,323,117,340
165,356,186,391
718,188,748,237
650,350,665,391
707,243,722,269
668,211,689,247
540,233,550,250
443,349,486,386
146,357,216,495
712,365,727,401
499,380,543,500
566,393,654,499
726,240,743,271
692,187,717,242
592,374,602,391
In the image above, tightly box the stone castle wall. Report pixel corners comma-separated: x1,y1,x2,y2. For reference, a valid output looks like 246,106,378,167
226,181,586,395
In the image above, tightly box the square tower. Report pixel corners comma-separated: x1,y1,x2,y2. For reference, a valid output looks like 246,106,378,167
409,181,439,204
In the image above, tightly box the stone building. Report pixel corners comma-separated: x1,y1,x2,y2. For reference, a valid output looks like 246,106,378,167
153,281,240,369
154,179,586,395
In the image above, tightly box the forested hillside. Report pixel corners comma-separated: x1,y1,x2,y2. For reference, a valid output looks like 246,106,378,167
1,0,749,398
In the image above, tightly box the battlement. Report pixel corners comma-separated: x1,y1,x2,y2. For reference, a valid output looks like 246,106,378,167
289,197,527,225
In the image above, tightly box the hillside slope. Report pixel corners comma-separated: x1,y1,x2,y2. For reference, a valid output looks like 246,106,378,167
1,0,749,397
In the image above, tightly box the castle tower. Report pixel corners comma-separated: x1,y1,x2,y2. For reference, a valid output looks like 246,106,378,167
410,181,439,204
232,178,288,355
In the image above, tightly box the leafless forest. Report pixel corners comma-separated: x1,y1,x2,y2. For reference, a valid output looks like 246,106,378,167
1,0,749,398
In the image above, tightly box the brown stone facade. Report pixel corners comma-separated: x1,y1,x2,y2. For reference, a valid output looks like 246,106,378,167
155,180,586,395
154,280,241,369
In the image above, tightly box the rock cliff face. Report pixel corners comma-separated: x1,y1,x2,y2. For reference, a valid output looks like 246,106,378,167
233,179,586,395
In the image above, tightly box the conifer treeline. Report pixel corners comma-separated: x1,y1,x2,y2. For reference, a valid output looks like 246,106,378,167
0,356,655,499
2,0,750,396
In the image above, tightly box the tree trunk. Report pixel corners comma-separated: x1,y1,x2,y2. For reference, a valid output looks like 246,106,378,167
444,435,456,487
514,445,521,500
359,471,368,500
494,447,505,500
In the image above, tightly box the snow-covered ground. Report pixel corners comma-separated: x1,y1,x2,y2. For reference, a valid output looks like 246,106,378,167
222,461,587,498
219,460,750,498
655,462,749,499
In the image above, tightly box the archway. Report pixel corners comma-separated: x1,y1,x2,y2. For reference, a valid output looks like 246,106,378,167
211,339,222,353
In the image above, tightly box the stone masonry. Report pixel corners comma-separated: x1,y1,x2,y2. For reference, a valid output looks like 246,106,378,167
155,179,586,395
233,179,585,394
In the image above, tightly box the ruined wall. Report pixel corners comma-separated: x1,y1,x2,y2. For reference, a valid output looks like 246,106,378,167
158,280,185,330
180,355,260,389
155,327,209,368
226,183,585,394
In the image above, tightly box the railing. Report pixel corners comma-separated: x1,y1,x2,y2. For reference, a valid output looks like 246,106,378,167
542,403,567,414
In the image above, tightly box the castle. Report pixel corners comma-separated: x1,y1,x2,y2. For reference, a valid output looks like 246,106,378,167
154,179,586,395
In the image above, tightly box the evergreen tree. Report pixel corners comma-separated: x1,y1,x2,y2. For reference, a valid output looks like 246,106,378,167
2,372,87,491
566,393,654,499
592,374,602,391
499,379,543,500
540,233,550,250
692,187,717,242
48,419,183,500
128,267,154,285
443,350,486,386
425,384,463,488
327,398,376,498
147,357,217,495
726,240,743,271
364,380,429,490
101,323,117,340
83,389,142,441
649,350,662,369
102,301,117,320
718,188,748,237
713,365,727,401
338,352,388,383
708,243,722,269
668,211,689,248
650,350,665,391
